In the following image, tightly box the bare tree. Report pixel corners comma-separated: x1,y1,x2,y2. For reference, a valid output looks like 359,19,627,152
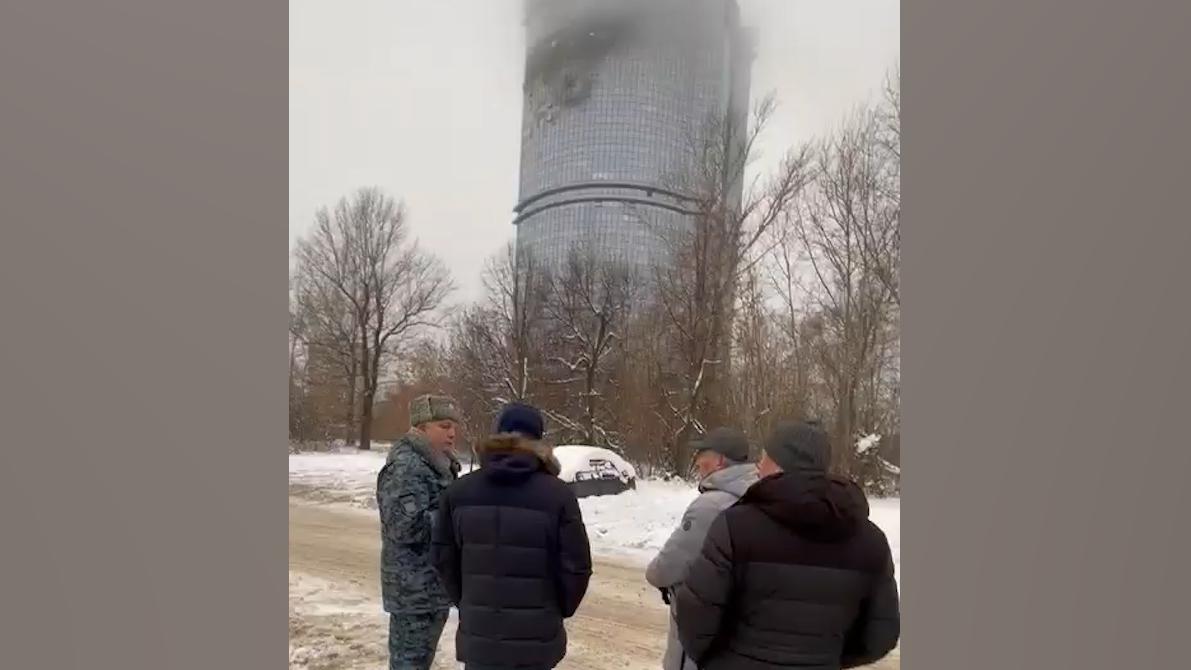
767,228,821,417
645,93,813,470
789,105,899,475
294,187,454,451
611,306,682,474
728,263,808,450
291,267,360,443
540,246,641,449
488,243,549,405
288,306,312,443
860,66,901,306
448,243,549,429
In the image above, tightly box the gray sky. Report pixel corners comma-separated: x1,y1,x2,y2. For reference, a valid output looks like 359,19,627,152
290,0,900,301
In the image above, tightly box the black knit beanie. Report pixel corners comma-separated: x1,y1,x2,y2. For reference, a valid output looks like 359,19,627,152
495,403,545,441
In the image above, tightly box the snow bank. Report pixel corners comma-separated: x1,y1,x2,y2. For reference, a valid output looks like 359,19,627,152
869,497,901,589
289,448,388,507
575,478,901,589
577,479,698,563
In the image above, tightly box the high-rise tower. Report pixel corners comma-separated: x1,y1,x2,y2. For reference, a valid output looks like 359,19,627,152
515,0,753,275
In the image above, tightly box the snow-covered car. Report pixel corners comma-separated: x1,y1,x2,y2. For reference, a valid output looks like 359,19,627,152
553,445,637,498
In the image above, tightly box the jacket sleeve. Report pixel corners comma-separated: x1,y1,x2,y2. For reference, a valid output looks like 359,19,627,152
376,457,433,545
674,513,736,664
430,490,462,605
646,494,721,589
842,534,901,669
556,490,593,618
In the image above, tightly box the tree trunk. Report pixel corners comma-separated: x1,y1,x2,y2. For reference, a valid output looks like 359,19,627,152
359,392,374,452
831,377,857,476
345,349,358,445
674,421,698,479
360,330,387,453
358,322,372,451
288,337,299,441
584,365,596,445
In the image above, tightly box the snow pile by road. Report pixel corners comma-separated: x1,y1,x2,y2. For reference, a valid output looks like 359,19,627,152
579,479,700,562
288,450,900,587
869,497,901,589
581,480,901,589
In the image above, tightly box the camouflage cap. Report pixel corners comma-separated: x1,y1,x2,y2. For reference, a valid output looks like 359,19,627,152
409,394,461,428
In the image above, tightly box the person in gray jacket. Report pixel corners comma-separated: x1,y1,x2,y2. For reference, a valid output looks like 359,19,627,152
646,427,759,670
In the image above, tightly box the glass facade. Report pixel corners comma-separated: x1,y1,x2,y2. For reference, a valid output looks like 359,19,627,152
515,0,751,277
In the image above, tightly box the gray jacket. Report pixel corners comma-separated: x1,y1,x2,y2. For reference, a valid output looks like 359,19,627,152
646,463,759,670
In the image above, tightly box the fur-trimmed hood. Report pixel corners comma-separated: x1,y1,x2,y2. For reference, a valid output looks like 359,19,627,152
476,432,562,478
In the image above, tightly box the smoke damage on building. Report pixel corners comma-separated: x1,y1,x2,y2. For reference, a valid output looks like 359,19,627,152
515,0,755,276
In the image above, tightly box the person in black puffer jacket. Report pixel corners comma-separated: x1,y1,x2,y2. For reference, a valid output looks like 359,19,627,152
431,403,593,670
674,420,900,670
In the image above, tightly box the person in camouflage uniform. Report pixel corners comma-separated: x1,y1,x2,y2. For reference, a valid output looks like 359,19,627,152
377,394,463,670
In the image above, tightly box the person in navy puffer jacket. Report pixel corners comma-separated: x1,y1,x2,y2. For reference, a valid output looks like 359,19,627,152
432,403,592,670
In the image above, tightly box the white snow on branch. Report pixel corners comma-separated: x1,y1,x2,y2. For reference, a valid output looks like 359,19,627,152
856,433,881,454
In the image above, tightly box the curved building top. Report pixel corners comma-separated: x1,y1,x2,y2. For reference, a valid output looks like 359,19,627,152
515,0,753,273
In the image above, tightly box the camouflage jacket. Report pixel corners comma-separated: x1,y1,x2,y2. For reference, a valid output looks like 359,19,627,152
377,430,460,614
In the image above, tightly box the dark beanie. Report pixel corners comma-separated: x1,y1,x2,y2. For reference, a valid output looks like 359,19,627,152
764,420,830,473
495,403,545,441
692,427,751,463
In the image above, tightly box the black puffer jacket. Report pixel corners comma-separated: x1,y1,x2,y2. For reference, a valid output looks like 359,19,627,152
431,434,593,668
673,472,900,670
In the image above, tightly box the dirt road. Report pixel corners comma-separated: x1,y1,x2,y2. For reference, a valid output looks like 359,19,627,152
289,498,899,669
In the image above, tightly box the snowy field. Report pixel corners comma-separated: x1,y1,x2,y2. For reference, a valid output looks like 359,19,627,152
288,448,900,587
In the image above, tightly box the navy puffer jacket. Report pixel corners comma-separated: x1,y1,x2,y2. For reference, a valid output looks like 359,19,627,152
432,434,592,668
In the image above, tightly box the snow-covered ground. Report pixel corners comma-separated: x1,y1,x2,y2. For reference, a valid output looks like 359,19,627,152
289,571,460,670
289,447,388,506
289,449,901,587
